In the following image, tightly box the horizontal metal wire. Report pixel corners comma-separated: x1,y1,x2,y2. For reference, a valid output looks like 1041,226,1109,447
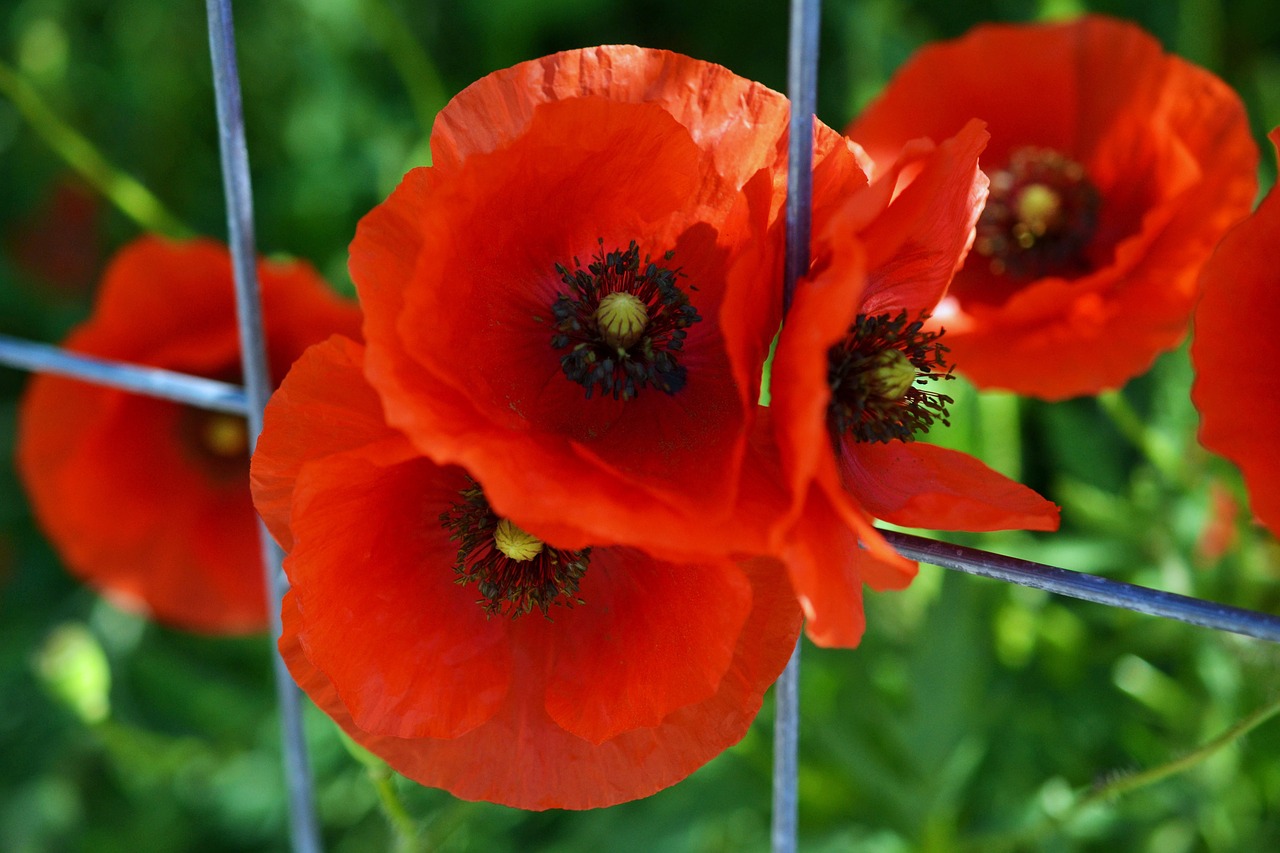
882,530,1280,644
7,324,1278,647
0,333,248,414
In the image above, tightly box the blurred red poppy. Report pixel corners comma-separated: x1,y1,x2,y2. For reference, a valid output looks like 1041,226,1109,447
771,121,1060,646
1192,129,1280,537
17,236,360,633
350,46,805,559
252,336,801,809
847,16,1257,399
7,176,102,295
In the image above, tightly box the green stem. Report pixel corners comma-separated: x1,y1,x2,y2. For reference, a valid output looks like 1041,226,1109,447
963,692,1280,851
358,0,450,134
978,391,1021,481
1075,692,1280,809
0,58,192,239
369,764,426,853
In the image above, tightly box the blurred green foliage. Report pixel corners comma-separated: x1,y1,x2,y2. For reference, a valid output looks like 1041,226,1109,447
2,0,1279,850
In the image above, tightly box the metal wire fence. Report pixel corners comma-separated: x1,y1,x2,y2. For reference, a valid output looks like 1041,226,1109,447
0,1,1276,851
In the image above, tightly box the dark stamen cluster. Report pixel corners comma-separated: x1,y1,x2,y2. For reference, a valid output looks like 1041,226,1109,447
439,480,590,619
827,310,955,444
550,240,700,401
975,146,1101,280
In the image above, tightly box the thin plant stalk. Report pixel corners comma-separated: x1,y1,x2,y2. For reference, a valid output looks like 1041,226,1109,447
0,58,191,238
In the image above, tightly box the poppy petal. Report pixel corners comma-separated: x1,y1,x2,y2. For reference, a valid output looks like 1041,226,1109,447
538,548,752,744
251,335,388,549
780,476,915,648
1192,128,1280,534
288,447,513,740
430,46,792,196
280,556,800,810
841,439,1060,532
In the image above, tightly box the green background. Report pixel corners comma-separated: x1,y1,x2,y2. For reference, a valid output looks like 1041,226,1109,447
2,0,1279,850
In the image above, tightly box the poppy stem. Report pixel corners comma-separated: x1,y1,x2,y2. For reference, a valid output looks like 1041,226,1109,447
958,691,1280,852
0,58,193,240
357,0,450,134
205,2,323,852
0,334,248,414
773,1,821,851
880,530,1280,643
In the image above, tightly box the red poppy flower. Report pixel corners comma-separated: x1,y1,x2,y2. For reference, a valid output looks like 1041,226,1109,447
1192,129,1280,537
16,236,361,633
251,335,802,809
7,176,102,295
350,46,807,558
847,15,1257,399
770,121,1061,646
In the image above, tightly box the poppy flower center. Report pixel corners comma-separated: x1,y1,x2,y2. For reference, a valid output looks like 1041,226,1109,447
440,480,591,618
179,409,249,479
549,240,701,401
826,310,955,444
975,147,1100,280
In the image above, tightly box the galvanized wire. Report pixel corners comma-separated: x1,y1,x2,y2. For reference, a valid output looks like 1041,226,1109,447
0,1,1275,849
773,1,822,851
0,334,248,413
205,2,322,851
882,530,1280,644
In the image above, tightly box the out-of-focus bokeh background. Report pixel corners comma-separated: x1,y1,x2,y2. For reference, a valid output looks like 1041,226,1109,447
2,1,1279,850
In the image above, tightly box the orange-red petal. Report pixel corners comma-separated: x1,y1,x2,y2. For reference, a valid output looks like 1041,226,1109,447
288,447,514,740
779,474,916,648
280,549,800,810
251,335,388,550
430,46,793,202
538,548,752,744
1191,129,1280,535
840,440,1059,532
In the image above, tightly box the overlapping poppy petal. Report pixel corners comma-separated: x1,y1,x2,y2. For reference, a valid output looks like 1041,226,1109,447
17,236,360,633
847,15,1258,399
1191,129,1280,536
771,120,1059,646
429,45,794,206
351,47,804,558
252,336,802,809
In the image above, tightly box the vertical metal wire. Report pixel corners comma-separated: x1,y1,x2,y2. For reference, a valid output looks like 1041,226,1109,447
774,2,821,852
781,0,821,317
205,2,322,851
771,639,802,853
